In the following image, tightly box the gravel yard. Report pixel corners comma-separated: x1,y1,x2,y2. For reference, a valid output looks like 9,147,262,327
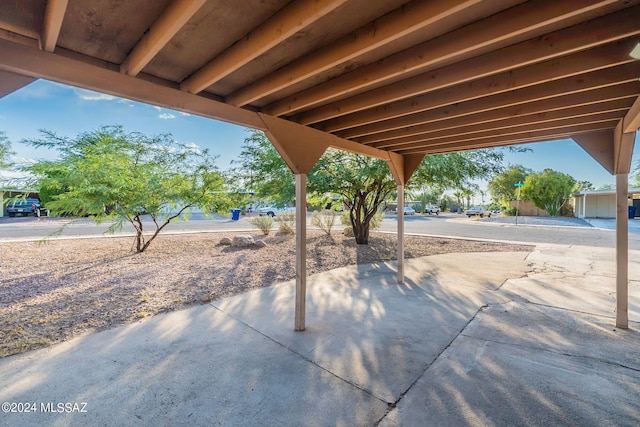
0,231,532,358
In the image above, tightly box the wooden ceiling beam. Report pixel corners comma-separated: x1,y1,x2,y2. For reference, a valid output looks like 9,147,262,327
0,38,265,130
225,0,483,107
120,0,207,76
338,74,640,140
400,122,617,155
297,6,640,125
40,0,68,52
321,39,638,133
180,0,348,94
263,0,622,117
365,98,635,148
0,69,36,99
386,112,623,152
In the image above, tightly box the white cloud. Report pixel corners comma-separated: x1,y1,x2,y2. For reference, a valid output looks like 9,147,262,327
158,113,176,120
74,88,116,101
183,142,201,154
179,112,191,117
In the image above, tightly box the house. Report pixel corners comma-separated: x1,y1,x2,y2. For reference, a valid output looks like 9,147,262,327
573,188,640,219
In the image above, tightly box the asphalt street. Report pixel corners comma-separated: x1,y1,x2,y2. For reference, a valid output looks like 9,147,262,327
1,212,640,249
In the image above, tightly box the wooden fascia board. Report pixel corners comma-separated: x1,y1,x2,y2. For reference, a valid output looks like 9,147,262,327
40,0,68,52
264,0,624,117
613,120,636,174
225,0,483,107
180,0,348,94
120,0,207,76
0,70,36,99
573,130,615,174
398,122,617,155
320,39,638,133
369,103,631,149
297,6,640,125
622,95,640,133
334,63,640,138
0,38,265,130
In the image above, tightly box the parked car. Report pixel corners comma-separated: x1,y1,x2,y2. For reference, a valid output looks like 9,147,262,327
5,198,41,217
394,206,415,215
466,206,491,218
425,205,440,215
257,206,292,217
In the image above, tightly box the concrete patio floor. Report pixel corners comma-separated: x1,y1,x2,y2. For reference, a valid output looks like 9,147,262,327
0,244,639,426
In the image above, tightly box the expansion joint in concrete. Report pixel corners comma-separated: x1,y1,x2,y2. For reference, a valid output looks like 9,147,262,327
208,304,389,407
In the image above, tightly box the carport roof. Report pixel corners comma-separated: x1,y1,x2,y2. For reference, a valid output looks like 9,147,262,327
0,0,639,175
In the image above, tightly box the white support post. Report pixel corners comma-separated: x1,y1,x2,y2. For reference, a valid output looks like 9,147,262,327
616,173,629,329
294,174,307,331
397,184,404,284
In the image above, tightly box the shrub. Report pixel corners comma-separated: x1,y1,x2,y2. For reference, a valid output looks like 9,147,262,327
251,215,274,235
340,209,384,231
311,210,339,235
503,207,518,216
277,212,296,235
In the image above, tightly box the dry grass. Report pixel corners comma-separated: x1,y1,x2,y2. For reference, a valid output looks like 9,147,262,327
0,231,532,357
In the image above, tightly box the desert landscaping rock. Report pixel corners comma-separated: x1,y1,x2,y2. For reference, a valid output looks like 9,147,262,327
232,235,255,247
219,237,232,245
0,231,531,357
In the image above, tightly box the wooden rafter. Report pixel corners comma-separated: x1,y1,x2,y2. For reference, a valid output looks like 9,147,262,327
321,40,637,133
120,0,207,76
345,83,640,143
263,0,622,117
331,61,640,137
389,112,624,152
225,0,483,107
40,0,68,52
296,6,640,125
366,98,635,148
405,122,618,156
180,0,349,94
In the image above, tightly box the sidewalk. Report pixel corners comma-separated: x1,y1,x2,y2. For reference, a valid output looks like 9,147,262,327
0,244,638,426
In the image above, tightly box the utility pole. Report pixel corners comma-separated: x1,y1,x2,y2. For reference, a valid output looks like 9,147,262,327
514,182,524,225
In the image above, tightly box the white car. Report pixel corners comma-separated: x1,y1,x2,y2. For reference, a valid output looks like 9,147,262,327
466,206,491,218
257,206,291,217
425,205,440,215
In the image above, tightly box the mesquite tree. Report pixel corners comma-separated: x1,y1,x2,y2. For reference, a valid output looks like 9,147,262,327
23,126,233,252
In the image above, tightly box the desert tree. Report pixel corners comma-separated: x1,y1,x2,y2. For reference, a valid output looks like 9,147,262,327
522,168,576,216
234,129,509,244
23,126,234,252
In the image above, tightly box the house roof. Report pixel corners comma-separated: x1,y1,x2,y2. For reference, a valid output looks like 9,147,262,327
0,0,638,176
573,188,640,196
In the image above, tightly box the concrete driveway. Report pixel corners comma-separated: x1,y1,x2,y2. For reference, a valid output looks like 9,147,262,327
1,244,639,426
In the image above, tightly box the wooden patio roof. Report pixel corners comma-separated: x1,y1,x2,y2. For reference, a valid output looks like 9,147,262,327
0,0,639,178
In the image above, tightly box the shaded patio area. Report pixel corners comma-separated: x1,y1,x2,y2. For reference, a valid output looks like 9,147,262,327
1,245,638,426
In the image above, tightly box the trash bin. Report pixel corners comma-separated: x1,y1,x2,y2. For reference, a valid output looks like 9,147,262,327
629,206,636,219
231,208,242,221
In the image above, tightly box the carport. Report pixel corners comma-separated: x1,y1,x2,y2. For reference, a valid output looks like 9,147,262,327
0,0,637,330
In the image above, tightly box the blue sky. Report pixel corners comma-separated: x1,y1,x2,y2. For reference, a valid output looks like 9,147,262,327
0,79,637,190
